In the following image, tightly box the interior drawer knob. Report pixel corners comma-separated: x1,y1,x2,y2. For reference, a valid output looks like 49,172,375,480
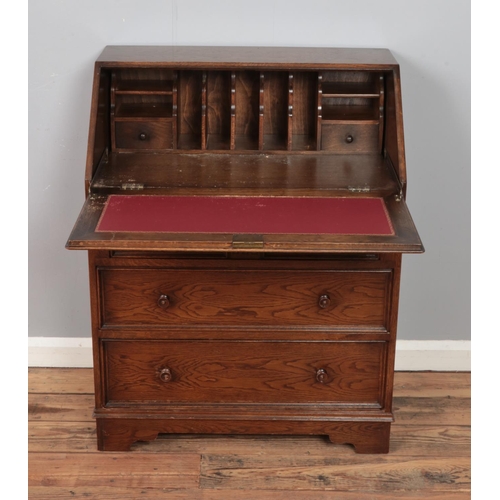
316,368,328,384
159,367,173,382
345,134,354,143
318,294,331,309
139,132,147,140
157,294,170,309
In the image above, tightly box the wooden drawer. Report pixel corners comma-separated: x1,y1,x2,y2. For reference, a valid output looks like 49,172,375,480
115,120,173,149
99,268,391,330
321,123,378,153
103,340,385,405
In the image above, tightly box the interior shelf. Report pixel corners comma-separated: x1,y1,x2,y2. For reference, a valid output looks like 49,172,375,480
321,82,379,98
115,80,174,94
322,104,379,123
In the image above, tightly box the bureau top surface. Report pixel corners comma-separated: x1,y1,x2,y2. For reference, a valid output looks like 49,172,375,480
96,46,399,69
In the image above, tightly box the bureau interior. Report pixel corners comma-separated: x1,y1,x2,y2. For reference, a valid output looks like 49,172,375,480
90,66,404,197
103,68,397,153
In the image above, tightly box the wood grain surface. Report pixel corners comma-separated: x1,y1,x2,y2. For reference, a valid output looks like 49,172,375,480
100,268,391,328
103,340,385,405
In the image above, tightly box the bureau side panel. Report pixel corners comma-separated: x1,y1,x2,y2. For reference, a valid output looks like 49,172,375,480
88,251,107,410
85,69,110,195
382,253,402,412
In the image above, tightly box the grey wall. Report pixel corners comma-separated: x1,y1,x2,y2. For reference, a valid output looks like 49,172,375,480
28,0,470,340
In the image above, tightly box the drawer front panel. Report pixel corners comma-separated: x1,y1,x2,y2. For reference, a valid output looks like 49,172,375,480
100,269,391,329
321,124,378,153
115,120,173,149
104,340,385,405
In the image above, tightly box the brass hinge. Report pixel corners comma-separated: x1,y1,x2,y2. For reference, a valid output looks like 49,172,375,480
384,153,406,202
232,234,264,249
121,183,144,191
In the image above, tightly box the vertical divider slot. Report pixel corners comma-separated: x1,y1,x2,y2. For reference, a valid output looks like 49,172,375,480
287,73,293,151
178,70,203,150
316,73,323,150
262,71,288,151
378,75,385,153
201,71,207,150
230,72,236,150
259,72,265,150
206,71,231,150
234,71,260,150
110,71,117,151
291,71,318,151
172,71,178,149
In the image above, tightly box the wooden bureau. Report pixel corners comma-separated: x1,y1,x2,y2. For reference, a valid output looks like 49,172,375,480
66,46,423,453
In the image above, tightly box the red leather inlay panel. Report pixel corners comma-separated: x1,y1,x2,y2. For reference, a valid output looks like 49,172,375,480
96,195,394,235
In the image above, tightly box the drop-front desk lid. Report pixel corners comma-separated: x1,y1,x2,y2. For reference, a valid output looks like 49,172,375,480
66,192,423,254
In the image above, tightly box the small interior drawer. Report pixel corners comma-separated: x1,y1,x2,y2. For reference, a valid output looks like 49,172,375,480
103,340,386,406
115,120,173,150
321,123,378,153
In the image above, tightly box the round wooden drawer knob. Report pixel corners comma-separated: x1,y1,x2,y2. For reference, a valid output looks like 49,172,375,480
159,367,172,382
139,132,147,140
316,369,327,384
158,294,170,309
318,294,331,309
345,135,354,143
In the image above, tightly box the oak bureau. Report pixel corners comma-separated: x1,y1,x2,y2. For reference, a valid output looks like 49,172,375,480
66,46,423,453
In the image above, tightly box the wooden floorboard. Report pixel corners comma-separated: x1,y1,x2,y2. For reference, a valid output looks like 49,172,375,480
199,454,470,492
29,421,470,457
28,369,471,499
27,487,471,499
29,452,200,489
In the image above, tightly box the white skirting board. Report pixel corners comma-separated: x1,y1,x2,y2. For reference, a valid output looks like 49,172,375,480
28,338,471,371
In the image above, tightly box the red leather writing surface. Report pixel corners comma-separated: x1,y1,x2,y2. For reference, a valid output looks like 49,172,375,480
96,195,394,235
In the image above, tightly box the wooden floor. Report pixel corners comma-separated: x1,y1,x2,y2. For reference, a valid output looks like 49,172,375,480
28,368,470,499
